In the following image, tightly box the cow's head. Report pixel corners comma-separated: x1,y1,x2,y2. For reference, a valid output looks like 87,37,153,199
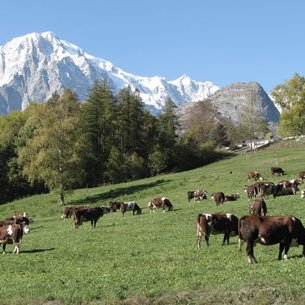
23,224,30,235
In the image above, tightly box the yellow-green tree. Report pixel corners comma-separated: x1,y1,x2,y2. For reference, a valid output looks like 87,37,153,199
272,74,305,136
18,90,82,205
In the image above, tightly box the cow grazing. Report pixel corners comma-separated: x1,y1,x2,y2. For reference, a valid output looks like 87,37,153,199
249,198,267,216
211,192,225,205
224,193,240,202
0,223,29,254
238,215,305,263
120,201,142,216
196,213,239,249
72,207,104,228
298,171,305,181
187,190,208,202
148,197,173,213
248,171,263,181
301,190,305,199
271,167,285,176
108,201,122,212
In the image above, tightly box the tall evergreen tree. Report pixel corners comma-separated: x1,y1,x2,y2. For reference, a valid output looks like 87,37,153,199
80,80,115,185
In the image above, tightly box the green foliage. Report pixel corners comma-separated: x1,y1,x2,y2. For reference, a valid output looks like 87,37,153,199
272,74,305,136
271,73,305,111
18,90,83,204
0,142,305,304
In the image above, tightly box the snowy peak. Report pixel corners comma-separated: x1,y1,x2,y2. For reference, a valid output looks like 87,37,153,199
0,32,220,115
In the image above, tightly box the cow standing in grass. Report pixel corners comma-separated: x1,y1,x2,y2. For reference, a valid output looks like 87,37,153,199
148,197,173,213
196,213,239,249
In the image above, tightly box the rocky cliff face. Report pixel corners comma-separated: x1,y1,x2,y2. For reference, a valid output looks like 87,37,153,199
175,82,280,133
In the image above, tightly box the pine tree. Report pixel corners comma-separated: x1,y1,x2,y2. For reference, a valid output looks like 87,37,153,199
80,80,115,185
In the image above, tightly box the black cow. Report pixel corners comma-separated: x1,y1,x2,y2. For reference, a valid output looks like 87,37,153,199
196,213,239,249
271,167,285,176
238,215,305,263
72,207,105,228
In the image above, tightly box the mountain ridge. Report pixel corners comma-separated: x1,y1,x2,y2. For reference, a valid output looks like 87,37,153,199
0,31,219,115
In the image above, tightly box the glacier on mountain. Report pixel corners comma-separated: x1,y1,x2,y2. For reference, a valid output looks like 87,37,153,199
0,31,219,115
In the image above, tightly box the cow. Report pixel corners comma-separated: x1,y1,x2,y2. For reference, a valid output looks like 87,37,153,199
298,171,305,181
278,179,300,189
238,215,305,263
224,193,240,202
301,190,305,199
248,171,263,181
274,185,298,196
271,167,285,176
72,207,105,228
187,190,208,202
211,192,225,205
148,197,173,213
0,223,29,254
108,201,122,212
120,201,142,216
249,198,267,216
62,205,88,219
196,213,239,249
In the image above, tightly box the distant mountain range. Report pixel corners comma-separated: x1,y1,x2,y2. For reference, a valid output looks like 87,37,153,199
0,32,280,124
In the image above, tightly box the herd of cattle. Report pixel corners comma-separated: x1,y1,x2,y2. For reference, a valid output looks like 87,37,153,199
196,167,305,263
2,166,305,264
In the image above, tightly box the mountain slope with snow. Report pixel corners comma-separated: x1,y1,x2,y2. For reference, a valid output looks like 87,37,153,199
0,32,219,115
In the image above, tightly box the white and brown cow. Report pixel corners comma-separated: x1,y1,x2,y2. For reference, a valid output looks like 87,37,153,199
148,197,173,213
301,190,305,199
120,201,142,216
238,215,305,263
196,213,239,249
298,171,305,181
0,223,29,254
248,171,263,181
187,190,208,202
224,193,240,202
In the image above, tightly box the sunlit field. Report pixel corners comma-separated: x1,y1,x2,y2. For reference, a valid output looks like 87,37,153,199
1,140,305,305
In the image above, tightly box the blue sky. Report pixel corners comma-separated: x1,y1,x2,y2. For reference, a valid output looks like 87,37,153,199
1,0,305,92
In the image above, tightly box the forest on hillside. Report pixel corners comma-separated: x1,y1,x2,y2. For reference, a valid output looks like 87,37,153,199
1,73,304,205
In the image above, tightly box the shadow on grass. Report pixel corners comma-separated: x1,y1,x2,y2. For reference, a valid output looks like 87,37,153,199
21,248,55,254
70,179,172,206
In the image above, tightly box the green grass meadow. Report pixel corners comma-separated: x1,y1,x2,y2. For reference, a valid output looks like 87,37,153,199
1,141,305,305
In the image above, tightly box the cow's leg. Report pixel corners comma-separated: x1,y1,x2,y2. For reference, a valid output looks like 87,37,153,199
302,245,305,257
205,235,209,247
238,238,243,251
278,242,285,260
196,231,202,250
13,243,20,254
2,243,6,254
222,232,229,245
246,240,257,263
283,240,291,260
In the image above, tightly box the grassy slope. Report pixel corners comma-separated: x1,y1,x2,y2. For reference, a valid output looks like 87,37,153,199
1,141,305,305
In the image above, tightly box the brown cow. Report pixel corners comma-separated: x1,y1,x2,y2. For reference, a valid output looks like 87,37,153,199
196,213,239,249
238,215,305,263
0,223,29,254
224,193,240,202
211,192,225,205
108,201,122,212
248,171,263,181
249,198,267,216
148,197,173,213
62,205,89,219
298,171,305,181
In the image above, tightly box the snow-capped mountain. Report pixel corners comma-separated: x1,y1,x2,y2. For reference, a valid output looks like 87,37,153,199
0,31,219,115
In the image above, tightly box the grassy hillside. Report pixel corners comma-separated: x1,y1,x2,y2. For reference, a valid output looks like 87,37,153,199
1,141,305,305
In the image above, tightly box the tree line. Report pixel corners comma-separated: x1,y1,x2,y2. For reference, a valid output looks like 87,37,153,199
0,79,278,204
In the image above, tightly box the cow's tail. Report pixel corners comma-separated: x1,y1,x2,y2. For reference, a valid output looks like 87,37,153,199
238,217,244,251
